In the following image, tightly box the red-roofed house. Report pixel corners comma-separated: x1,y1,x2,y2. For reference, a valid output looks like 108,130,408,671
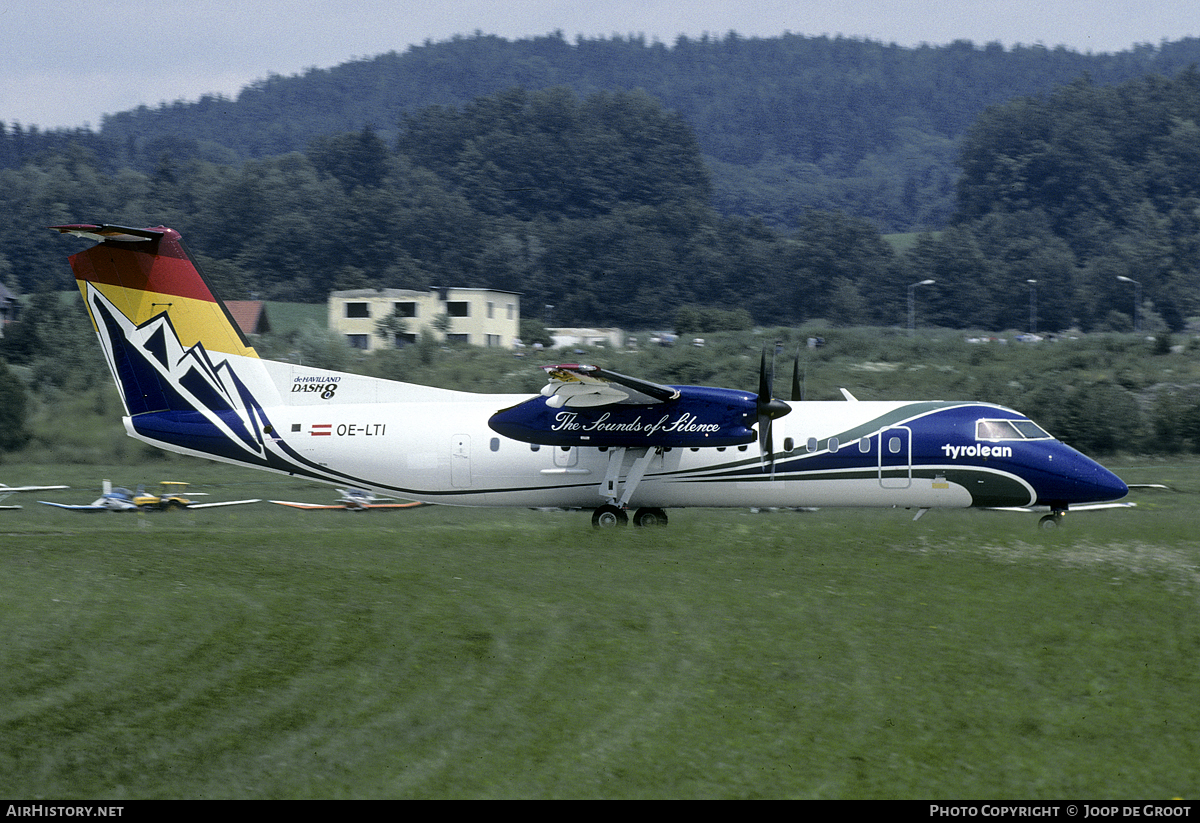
224,300,271,336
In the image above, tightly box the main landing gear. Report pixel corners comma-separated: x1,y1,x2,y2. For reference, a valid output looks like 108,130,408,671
590,446,670,528
591,505,669,529
1039,511,1066,530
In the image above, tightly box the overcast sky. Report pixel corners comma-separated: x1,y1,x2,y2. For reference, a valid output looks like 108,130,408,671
3,0,1196,130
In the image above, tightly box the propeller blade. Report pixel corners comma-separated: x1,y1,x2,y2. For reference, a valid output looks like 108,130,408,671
759,413,774,461
758,350,771,403
755,349,792,470
791,354,803,402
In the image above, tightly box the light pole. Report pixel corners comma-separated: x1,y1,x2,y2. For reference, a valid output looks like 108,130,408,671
1116,276,1141,333
908,279,935,336
1026,279,1037,335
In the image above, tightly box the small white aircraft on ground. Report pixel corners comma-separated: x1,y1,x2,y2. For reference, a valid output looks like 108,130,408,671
270,488,427,511
40,480,140,512
50,223,1129,529
1,483,70,510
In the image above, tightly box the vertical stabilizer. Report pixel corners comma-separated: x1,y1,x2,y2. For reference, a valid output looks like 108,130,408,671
52,224,279,466
54,224,257,361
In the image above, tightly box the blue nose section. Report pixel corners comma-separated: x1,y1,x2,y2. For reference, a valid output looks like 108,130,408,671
1034,445,1128,507
1091,463,1130,502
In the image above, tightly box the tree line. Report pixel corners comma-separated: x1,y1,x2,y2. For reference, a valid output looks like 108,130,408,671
5,69,1200,457
3,71,1200,334
7,33,1200,232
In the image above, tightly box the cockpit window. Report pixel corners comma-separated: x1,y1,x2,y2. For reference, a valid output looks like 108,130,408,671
976,418,1052,441
1011,420,1051,439
977,419,1020,439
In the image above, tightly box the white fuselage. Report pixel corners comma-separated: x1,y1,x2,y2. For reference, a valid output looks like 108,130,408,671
124,358,987,511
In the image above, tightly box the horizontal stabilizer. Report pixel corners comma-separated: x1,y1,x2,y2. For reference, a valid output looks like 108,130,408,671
50,224,165,243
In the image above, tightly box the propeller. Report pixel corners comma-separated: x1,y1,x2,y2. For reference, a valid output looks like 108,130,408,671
790,351,804,402
756,350,792,469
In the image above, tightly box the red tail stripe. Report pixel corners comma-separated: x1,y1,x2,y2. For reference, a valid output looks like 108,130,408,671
70,236,219,304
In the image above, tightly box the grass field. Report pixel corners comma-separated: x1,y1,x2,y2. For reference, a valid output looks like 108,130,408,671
1,458,1197,799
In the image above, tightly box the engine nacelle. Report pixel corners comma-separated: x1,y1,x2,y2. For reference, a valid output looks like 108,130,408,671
488,385,759,448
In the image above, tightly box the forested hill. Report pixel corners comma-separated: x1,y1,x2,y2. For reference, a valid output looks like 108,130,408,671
4,34,1200,336
12,32,1200,231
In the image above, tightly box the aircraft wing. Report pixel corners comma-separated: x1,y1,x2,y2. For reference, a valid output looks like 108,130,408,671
987,502,1137,513
539,364,680,408
268,500,425,510
39,501,133,512
184,499,261,509
1,484,71,509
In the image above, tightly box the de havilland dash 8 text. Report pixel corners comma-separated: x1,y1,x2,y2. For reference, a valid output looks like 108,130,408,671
52,224,1128,529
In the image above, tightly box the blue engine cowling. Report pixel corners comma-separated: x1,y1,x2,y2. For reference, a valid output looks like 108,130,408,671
488,385,759,448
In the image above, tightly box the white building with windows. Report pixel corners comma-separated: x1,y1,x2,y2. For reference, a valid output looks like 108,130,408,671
329,287,521,351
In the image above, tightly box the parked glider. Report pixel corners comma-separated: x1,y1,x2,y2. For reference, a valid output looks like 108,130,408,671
41,479,258,512
51,223,1128,529
270,488,428,511
40,480,140,512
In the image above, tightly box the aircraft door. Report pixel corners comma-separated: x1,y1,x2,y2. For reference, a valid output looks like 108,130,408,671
878,426,912,489
451,434,471,487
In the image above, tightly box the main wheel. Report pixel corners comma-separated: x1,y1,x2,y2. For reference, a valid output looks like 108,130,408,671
592,504,628,529
632,507,669,527
1039,513,1063,530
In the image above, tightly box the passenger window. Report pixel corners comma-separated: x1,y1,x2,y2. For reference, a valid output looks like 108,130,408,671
859,437,871,453
807,437,819,452
889,436,902,454
828,437,840,453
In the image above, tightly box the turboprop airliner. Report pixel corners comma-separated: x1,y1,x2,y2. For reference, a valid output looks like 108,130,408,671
51,223,1128,529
